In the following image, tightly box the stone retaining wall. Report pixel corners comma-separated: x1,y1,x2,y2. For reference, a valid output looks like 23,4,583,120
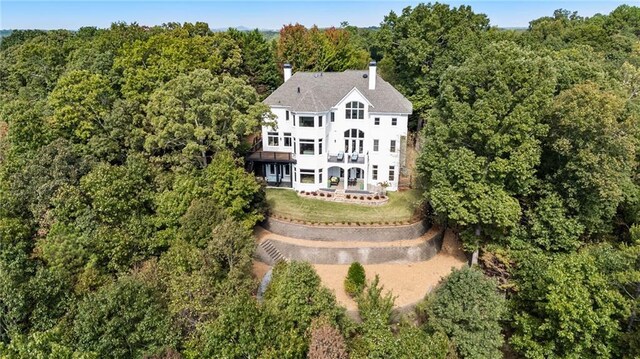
266,232,443,265
263,217,429,242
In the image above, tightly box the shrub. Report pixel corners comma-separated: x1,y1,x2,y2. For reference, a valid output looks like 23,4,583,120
374,195,380,200
359,196,365,200
313,192,318,196
344,262,366,297
320,192,325,197
346,194,351,199
327,194,332,198
422,267,505,359
307,317,349,359
367,196,372,200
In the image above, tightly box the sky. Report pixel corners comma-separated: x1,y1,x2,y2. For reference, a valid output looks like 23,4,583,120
0,0,636,30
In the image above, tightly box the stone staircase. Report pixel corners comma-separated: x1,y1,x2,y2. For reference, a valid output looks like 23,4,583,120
260,239,287,263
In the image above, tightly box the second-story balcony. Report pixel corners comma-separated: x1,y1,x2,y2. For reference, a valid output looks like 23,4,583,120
327,151,365,164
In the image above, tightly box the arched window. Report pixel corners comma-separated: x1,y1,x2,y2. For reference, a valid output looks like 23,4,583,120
345,101,365,119
344,129,365,154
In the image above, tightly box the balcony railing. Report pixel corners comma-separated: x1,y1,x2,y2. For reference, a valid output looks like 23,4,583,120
327,152,365,164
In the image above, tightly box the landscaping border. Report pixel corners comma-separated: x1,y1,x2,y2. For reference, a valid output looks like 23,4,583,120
262,217,430,242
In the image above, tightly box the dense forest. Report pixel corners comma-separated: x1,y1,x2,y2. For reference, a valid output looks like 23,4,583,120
0,3,639,358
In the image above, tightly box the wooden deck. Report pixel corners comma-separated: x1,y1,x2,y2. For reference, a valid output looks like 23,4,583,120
246,151,296,163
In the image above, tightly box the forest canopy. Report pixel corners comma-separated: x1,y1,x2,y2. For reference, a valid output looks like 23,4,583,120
0,4,639,358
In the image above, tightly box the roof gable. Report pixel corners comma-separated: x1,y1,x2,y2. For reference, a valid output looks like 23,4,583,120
334,87,373,109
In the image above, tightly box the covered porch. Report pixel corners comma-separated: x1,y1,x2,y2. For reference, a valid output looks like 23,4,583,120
246,150,295,188
327,166,366,191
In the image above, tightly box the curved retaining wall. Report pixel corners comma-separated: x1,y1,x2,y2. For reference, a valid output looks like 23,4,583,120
265,232,443,265
262,218,429,242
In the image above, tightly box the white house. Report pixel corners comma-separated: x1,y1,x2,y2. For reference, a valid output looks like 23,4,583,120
247,62,412,192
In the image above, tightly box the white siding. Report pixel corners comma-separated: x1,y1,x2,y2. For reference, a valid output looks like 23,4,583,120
262,90,409,191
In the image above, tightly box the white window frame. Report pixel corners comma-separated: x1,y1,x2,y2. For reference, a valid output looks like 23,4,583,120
299,139,315,155
267,131,279,146
300,169,315,184
345,101,365,120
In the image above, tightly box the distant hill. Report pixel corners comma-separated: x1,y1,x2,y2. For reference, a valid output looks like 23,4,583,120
0,30,12,38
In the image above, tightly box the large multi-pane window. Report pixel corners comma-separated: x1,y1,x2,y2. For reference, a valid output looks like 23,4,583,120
300,169,315,183
345,101,365,119
299,139,315,155
267,132,279,146
389,166,395,181
390,140,396,153
299,116,314,127
373,139,379,152
372,165,378,180
284,132,292,147
344,129,365,153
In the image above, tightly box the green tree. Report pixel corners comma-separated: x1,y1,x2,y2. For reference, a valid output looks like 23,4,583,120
0,30,75,96
511,191,584,252
0,326,97,358
0,217,35,343
160,215,255,337
184,294,265,359
377,3,490,117
541,82,638,235
202,150,267,227
73,272,177,359
422,267,505,359
47,70,115,143
114,27,242,103
144,69,270,168
351,275,396,359
417,41,556,248
229,29,281,96
511,251,629,358
261,261,348,358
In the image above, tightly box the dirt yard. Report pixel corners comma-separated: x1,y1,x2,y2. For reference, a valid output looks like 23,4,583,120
252,229,467,311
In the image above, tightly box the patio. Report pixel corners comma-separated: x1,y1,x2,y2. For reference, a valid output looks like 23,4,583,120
327,177,366,191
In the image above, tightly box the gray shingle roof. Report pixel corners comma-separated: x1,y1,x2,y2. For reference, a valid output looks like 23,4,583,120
263,70,412,114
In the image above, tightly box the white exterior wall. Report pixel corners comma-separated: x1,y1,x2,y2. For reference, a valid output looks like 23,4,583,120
261,90,408,192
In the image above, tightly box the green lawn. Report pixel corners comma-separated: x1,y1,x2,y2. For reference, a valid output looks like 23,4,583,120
265,188,422,224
